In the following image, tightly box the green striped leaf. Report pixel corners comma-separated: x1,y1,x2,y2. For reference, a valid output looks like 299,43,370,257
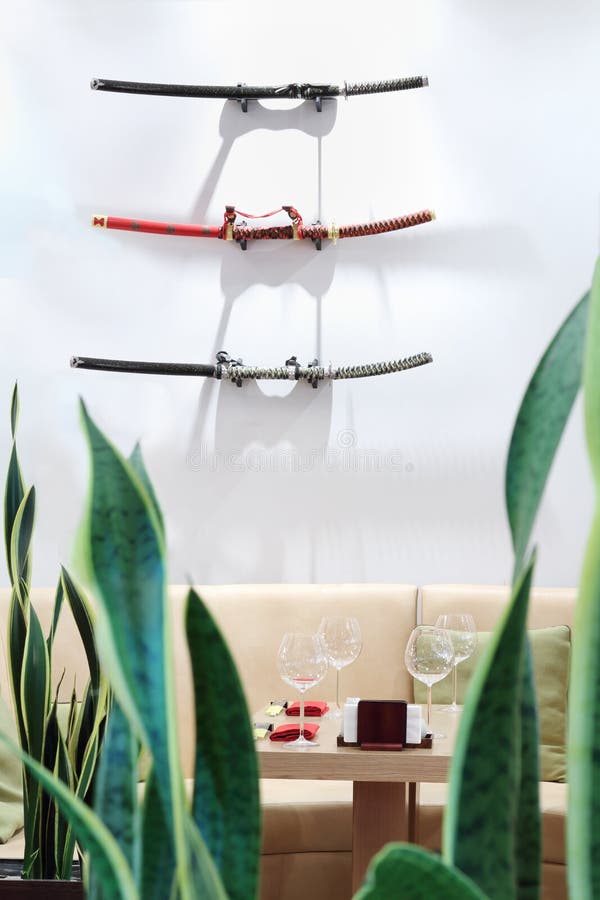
53,730,74,879
93,700,138,867
20,604,50,764
3,442,25,579
47,576,65,655
568,257,600,899
61,566,101,692
186,816,229,900
128,443,164,539
186,588,261,900
88,700,138,899
354,843,487,900
139,771,176,900
506,293,589,574
10,382,19,438
443,558,535,899
41,700,66,880
514,640,541,900
9,484,35,601
20,603,51,878
78,402,171,793
8,588,27,749
78,403,221,900
0,732,137,899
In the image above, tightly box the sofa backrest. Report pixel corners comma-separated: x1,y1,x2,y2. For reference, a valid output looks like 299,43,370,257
0,584,419,778
420,583,576,783
420,584,576,630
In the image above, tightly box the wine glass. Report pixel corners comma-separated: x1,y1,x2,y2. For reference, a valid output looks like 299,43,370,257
318,616,362,719
435,613,477,713
276,633,329,750
405,625,454,736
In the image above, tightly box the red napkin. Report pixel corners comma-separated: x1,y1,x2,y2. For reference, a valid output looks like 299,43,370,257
269,723,320,742
286,701,329,717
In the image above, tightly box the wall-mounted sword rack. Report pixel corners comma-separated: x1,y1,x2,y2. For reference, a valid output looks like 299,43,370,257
75,72,435,391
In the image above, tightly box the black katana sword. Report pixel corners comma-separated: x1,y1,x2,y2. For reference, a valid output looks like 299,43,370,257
90,75,428,111
71,351,433,388
90,76,428,99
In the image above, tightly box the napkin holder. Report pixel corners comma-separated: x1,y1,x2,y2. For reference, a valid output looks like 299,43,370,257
337,699,432,750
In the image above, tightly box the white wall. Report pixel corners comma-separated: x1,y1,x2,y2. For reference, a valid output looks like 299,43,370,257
1,0,598,590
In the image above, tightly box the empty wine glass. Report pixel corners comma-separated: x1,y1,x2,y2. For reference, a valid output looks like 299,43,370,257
277,633,329,750
405,625,454,736
318,616,362,718
435,613,477,712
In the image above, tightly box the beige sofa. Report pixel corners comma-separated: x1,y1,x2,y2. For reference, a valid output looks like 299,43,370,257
0,584,572,900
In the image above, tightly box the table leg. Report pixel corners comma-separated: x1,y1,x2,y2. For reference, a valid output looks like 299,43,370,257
407,782,419,843
352,781,407,893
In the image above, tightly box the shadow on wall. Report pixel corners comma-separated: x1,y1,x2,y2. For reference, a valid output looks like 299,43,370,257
188,98,340,465
95,97,537,584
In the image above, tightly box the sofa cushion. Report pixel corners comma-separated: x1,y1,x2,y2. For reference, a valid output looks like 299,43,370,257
260,779,352,854
416,781,566,865
414,626,570,781
0,696,23,844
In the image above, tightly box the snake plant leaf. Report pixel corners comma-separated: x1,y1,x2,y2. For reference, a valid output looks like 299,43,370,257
61,566,101,692
185,816,229,900
41,700,62,879
186,588,261,900
20,603,50,765
139,770,177,900
87,700,138,900
506,292,589,574
78,402,219,900
3,442,25,579
93,700,138,868
515,640,541,900
47,575,65,655
8,588,27,747
354,843,487,900
568,257,600,899
443,557,535,900
78,401,170,791
9,484,35,602
0,732,137,899
128,442,164,539
20,603,51,877
10,382,19,438
61,724,102,878
54,731,74,878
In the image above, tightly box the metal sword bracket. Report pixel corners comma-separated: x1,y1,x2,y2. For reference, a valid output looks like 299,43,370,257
285,355,301,381
307,357,321,388
236,220,248,251
310,221,323,251
236,83,249,113
216,350,244,386
314,95,322,112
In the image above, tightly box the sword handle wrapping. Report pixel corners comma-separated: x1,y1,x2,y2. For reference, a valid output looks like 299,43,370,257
344,75,428,96
337,209,435,239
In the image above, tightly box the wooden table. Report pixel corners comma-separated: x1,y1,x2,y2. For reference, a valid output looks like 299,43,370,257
255,706,459,892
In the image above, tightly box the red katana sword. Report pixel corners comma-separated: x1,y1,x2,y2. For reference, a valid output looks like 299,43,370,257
91,205,435,250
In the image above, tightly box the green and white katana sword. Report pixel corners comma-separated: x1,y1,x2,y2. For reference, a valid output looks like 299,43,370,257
71,351,433,388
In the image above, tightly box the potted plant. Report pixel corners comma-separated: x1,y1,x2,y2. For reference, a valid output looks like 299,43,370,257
2,386,109,895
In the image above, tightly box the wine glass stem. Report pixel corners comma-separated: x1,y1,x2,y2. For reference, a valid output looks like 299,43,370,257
427,685,432,733
452,664,458,707
336,668,341,712
299,696,304,739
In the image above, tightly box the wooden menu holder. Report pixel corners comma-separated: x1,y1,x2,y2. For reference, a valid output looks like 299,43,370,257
336,700,433,750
